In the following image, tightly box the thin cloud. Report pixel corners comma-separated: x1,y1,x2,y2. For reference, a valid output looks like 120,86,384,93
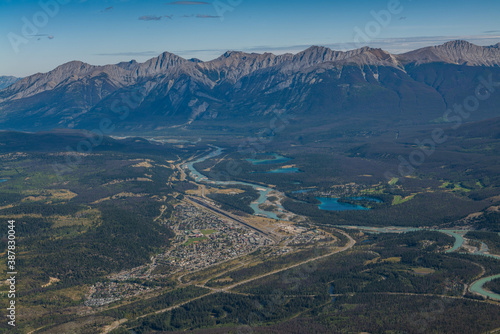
95,51,160,57
101,6,113,12
169,35,500,61
28,34,54,40
167,1,209,4
484,30,500,34
138,15,163,21
196,14,221,18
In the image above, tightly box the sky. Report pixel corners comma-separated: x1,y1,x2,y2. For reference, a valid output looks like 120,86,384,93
1,0,500,77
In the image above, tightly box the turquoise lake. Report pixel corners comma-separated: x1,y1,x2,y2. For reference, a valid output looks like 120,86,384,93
267,167,300,174
246,154,291,165
317,197,370,211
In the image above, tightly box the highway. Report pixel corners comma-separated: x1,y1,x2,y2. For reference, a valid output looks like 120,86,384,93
186,195,278,242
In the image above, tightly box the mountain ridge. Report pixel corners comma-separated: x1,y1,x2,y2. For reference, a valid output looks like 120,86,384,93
1,40,499,132
0,76,20,90
4,40,500,102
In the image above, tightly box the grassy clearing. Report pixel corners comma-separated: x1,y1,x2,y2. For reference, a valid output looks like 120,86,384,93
201,229,217,235
184,237,208,246
365,257,401,265
440,181,471,192
412,267,436,275
52,209,100,228
392,194,416,205
389,177,399,185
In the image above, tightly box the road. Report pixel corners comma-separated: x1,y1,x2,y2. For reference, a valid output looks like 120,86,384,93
222,230,355,291
186,195,279,242
113,228,355,332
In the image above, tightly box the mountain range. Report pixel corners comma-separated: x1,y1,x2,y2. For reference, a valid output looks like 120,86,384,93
1,40,500,133
0,76,20,90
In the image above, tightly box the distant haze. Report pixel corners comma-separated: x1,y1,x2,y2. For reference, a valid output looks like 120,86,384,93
1,0,499,76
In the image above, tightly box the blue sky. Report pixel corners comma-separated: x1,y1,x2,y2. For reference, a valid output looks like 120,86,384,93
1,0,499,77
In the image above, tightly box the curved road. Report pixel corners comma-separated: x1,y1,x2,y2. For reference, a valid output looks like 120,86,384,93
121,229,355,327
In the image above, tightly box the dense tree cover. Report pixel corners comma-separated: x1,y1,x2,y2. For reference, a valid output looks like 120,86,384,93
283,192,488,227
157,295,500,334
465,231,500,254
446,252,500,276
0,144,197,333
0,201,84,216
3,217,53,236
484,278,500,295
316,294,500,334
473,211,500,232
123,231,500,333
165,319,332,334
0,191,23,206
127,289,500,334
22,200,174,286
129,293,329,333
0,153,180,306
206,247,333,288
172,181,198,192
207,186,259,215
103,286,210,320
235,232,478,297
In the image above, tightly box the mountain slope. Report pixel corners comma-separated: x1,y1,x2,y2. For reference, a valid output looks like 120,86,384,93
399,40,500,66
0,41,499,132
0,76,20,90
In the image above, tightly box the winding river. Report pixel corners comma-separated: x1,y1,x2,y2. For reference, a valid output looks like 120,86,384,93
470,274,500,300
183,147,500,300
183,147,285,220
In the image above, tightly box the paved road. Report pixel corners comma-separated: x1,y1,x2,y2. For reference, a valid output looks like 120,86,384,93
186,195,280,242
125,229,355,326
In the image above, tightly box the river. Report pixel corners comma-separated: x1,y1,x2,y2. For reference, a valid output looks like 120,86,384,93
183,147,285,220
183,146,500,300
470,274,500,300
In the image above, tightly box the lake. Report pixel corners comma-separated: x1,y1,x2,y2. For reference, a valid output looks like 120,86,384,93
0,179,7,183
266,167,300,174
246,153,291,165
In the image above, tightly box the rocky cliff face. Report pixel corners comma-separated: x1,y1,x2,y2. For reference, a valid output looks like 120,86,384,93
0,76,20,90
1,41,499,132
398,40,500,66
